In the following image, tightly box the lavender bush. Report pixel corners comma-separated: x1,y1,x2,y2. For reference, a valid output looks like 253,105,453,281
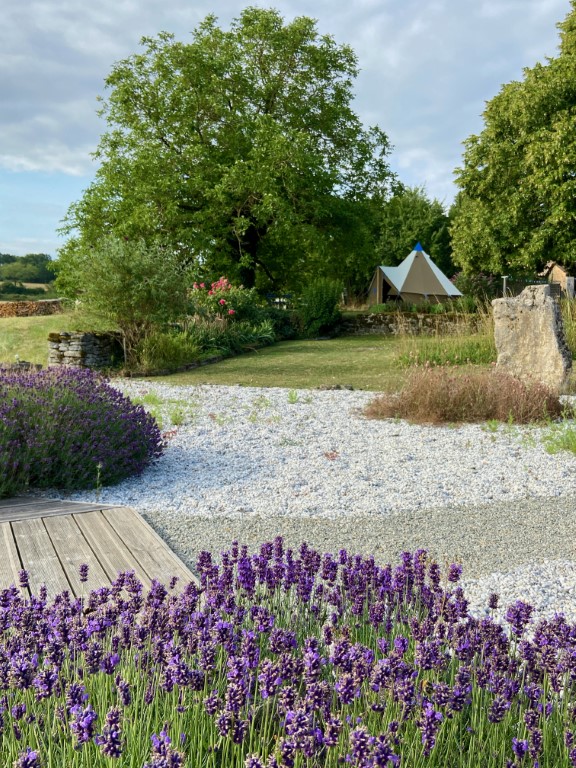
2,541,576,766
0,367,163,497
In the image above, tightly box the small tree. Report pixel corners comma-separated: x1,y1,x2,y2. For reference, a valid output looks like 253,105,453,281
54,236,192,365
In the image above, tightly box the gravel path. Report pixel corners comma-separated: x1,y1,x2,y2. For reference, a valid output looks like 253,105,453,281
60,382,576,627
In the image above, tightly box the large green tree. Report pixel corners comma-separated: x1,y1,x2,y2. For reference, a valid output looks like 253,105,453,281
377,186,454,277
58,7,396,293
451,1,576,274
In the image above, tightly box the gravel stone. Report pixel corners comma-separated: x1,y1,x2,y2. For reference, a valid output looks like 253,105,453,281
60,382,576,628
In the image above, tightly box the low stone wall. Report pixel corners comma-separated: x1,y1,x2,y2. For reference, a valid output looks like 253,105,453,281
48,332,124,369
0,299,63,317
341,312,481,336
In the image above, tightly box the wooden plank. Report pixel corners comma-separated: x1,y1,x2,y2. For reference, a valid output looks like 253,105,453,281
0,502,115,524
103,507,197,587
74,511,151,588
0,497,56,509
0,522,22,590
12,518,71,598
43,515,110,595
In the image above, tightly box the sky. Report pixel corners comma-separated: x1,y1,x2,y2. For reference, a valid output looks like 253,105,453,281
1,0,572,257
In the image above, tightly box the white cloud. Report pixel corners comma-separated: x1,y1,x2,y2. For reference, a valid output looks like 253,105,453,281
0,0,574,253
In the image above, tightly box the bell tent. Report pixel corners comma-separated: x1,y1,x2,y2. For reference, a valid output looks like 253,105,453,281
368,242,461,305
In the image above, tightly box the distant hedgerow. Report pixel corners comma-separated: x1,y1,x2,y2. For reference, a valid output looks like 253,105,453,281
0,367,163,497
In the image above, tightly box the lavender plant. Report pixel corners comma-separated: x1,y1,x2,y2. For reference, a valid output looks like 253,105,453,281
2,542,576,766
0,367,163,497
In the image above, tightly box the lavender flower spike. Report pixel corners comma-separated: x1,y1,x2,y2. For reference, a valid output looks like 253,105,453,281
14,747,41,768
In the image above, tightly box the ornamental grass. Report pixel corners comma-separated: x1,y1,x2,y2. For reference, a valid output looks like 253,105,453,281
0,367,163,498
364,366,570,425
3,540,576,766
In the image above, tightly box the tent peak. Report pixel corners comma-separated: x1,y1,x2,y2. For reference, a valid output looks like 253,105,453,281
414,242,423,252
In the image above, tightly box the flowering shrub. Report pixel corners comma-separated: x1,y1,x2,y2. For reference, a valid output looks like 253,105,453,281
3,540,576,766
188,277,268,325
0,367,163,497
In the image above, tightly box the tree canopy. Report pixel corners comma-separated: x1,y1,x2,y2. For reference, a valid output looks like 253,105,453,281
58,7,396,294
451,0,576,275
0,254,55,283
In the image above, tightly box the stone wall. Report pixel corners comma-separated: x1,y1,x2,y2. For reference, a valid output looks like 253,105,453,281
341,312,481,336
0,299,63,317
48,332,124,369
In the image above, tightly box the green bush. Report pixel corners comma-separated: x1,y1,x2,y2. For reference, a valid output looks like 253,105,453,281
297,277,343,337
186,318,276,356
55,236,193,365
264,305,300,339
135,330,200,373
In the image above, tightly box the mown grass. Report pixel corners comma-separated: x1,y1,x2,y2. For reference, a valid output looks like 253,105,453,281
0,309,115,367
4,305,576,393
152,336,408,391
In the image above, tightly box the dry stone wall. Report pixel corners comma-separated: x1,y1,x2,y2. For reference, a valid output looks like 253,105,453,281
341,312,481,336
492,284,572,392
0,299,63,317
48,332,123,369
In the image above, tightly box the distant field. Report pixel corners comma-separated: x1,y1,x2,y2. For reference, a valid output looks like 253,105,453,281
0,312,79,366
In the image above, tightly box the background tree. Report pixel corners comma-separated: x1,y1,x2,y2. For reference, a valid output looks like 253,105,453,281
377,186,454,276
0,254,55,283
57,7,396,294
451,1,576,275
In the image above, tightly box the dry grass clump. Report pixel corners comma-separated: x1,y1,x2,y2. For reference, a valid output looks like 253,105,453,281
364,365,571,424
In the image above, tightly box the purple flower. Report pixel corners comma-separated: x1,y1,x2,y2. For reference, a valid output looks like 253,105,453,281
143,730,184,768
418,701,443,756
245,756,264,768
79,564,89,583
488,695,511,724
447,563,463,583
18,570,29,590
115,677,131,707
69,704,98,746
14,747,41,768
95,706,122,758
350,726,374,764
512,738,528,760
505,600,534,638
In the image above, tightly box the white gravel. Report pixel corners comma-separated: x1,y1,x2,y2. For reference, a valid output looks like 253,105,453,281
62,382,576,629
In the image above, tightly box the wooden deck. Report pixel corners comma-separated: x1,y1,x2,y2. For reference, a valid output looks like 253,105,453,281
0,497,199,598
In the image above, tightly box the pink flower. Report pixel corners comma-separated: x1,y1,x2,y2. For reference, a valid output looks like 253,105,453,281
193,282,199,290
200,282,205,288
219,299,226,305
228,309,236,315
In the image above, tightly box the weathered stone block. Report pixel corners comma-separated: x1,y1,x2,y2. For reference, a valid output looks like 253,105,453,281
492,284,572,392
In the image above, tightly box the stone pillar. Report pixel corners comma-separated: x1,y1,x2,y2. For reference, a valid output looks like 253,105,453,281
492,284,572,392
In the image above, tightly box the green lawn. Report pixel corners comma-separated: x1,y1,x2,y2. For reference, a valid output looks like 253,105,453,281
153,336,407,391
0,312,499,392
0,313,75,366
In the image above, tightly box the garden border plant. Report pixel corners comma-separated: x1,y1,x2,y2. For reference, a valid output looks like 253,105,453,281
2,540,576,766
0,367,163,498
